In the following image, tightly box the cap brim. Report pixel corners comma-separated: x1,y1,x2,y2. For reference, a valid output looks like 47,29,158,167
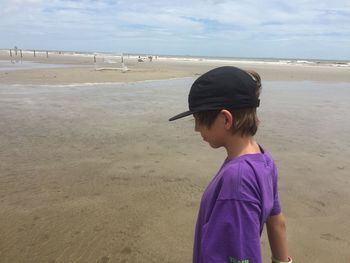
168,110,194,121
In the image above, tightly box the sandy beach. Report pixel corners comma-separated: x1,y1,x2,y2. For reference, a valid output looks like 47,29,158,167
1,50,350,85
0,53,350,262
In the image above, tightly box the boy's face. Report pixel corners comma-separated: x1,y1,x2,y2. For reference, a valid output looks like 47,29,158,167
194,112,228,149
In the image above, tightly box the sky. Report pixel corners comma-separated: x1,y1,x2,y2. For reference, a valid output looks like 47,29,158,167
0,0,349,60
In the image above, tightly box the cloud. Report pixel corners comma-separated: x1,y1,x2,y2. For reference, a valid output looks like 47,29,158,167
0,0,349,59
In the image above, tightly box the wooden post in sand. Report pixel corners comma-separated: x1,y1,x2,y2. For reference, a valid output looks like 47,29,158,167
34,50,36,57
46,51,49,58
10,49,12,57
94,55,96,63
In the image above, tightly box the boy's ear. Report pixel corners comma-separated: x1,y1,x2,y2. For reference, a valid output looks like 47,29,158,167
220,110,233,129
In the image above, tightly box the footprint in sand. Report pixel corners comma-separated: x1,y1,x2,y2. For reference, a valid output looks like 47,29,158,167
320,233,341,241
314,200,326,207
121,247,132,254
97,256,109,263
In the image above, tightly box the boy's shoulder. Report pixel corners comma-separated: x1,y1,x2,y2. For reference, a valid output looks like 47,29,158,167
217,153,276,202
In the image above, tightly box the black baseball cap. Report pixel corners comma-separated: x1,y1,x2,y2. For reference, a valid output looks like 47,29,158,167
169,66,260,121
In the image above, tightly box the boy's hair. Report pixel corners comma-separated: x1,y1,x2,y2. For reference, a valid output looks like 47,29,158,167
194,70,262,136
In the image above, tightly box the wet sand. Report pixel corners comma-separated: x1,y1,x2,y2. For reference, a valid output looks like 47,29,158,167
0,58,350,262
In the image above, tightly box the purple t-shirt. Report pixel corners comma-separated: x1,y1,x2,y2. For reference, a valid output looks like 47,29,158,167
193,147,281,263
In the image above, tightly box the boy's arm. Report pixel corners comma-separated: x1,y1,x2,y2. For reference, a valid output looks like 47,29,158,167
266,212,289,262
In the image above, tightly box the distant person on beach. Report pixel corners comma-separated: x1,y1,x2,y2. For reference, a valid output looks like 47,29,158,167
169,66,291,263
138,56,144,62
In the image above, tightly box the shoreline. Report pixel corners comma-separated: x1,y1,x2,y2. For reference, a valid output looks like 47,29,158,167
1,51,350,85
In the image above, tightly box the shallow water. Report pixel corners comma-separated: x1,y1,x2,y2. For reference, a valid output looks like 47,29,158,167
0,60,77,71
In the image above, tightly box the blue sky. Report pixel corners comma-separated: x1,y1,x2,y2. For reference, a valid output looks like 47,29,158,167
0,0,349,60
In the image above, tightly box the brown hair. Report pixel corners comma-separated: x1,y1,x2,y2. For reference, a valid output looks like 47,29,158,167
194,70,262,137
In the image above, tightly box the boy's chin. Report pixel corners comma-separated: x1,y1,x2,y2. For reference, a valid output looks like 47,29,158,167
208,142,222,149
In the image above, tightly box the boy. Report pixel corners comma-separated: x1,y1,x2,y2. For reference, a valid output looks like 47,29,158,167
169,66,291,263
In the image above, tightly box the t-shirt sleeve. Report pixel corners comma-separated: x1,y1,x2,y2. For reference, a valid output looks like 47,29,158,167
269,165,281,216
200,199,262,263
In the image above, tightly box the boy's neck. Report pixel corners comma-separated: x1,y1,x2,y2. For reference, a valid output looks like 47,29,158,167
225,134,261,159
